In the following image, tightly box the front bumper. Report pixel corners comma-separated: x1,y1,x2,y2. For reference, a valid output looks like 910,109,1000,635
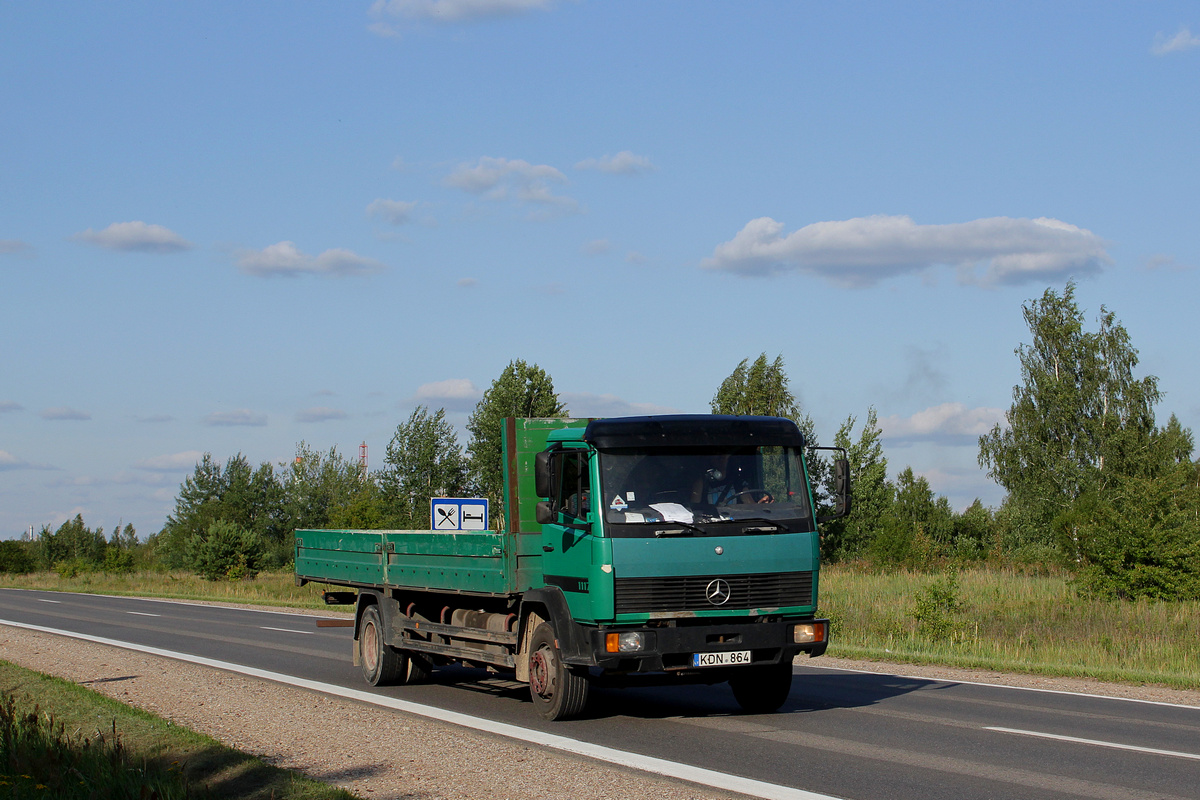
573,617,829,673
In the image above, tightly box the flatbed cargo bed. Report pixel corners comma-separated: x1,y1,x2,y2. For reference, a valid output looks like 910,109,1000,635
294,528,524,597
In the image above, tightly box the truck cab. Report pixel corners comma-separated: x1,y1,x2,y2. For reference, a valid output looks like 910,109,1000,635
528,415,836,716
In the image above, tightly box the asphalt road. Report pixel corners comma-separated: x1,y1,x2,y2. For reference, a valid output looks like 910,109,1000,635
2,588,1198,800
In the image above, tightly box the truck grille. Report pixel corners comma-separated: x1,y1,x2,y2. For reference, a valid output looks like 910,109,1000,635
614,571,813,615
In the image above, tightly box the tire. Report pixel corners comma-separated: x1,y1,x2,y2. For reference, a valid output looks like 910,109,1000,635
730,662,793,714
527,622,589,720
359,605,404,686
403,651,432,684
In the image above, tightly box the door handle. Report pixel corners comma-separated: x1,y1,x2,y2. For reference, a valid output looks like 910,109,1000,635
542,545,555,552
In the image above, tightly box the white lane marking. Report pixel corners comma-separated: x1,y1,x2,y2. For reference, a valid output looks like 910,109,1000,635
37,599,62,603
127,611,161,617
0,617,840,800
260,626,314,635
813,665,1200,712
0,587,350,625
986,726,1200,761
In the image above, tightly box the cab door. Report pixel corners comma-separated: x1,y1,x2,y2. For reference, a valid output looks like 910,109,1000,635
540,449,596,620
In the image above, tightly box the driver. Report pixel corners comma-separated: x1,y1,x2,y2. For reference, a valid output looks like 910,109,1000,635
694,454,773,505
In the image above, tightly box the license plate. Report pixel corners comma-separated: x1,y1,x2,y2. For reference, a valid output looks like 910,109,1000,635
692,650,752,667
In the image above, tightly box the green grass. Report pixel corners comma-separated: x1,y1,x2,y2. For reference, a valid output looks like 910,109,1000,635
0,569,346,611
0,660,359,800
820,564,1200,690
5,565,1200,691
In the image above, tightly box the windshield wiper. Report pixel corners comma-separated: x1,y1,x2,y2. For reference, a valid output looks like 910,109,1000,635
653,521,707,537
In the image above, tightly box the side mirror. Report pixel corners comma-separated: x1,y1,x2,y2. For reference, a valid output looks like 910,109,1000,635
535,500,555,526
534,451,552,498
811,447,852,523
831,458,852,518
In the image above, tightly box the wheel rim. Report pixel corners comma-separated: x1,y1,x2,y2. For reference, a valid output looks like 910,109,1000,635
530,646,554,698
362,620,379,672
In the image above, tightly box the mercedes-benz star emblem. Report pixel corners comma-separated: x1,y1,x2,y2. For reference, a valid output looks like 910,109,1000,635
705,578,731,606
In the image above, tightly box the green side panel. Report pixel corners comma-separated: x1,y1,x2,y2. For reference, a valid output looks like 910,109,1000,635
295,529,387,586
383,530,511,594
502,417,591,535
294,529,514,596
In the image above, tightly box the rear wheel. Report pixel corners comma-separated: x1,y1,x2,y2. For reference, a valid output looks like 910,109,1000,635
359,605,404,686
402,650,432,684
730,662,793,713
527,622,589,720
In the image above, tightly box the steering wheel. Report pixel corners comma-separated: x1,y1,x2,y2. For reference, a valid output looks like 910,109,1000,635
732,489,774,503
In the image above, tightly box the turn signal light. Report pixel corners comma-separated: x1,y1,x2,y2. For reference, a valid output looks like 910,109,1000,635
605,631,645,653
793,621,827,644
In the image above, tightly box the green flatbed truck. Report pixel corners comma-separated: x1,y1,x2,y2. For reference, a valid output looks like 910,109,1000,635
294,414,849,720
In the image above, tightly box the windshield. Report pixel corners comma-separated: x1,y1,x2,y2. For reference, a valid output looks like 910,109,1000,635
599,446,814,535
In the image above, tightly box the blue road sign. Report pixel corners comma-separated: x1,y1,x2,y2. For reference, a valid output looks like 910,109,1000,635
430,497,489,531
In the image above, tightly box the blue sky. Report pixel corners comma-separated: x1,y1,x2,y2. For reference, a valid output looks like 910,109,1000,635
3,1,1198,539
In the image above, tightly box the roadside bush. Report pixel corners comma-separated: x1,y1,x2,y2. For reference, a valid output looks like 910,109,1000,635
102,546,136,574
1069,466,1200,600
0,540,36,574
186,520,266,581
54,557,96,579
913,571,964,641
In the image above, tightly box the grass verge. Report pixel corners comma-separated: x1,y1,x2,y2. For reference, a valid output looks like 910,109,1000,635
0,570,343,611
820,565,1200,690
0,659,359,800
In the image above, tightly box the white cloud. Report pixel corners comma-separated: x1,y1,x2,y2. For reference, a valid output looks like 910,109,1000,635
701,215,1110,287
203,409,267,427
40,407,91,421
879,403,1005,445
367,198,419,225
575,151,656,175
235,241,385,277
625,251,647,264
72,221,192,253
370,0,556,24
0,401,22,413
296,407,348,423
559,392,680,418
456,277,478,288
1143,253,1192,272
413,378,482,411
0,450,56,471
582,238,611,255
1152,26,1200,55
0,239,32,255
135,450,206,472
444,157,577,211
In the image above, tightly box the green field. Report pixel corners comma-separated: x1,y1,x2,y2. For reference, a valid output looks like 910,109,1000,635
821,564,1200,689
4,565,1199,690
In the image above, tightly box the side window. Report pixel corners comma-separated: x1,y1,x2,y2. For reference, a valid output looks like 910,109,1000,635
555,452,588,520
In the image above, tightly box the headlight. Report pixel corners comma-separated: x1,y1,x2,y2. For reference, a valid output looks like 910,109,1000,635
793,621,827,644
605,631,645,653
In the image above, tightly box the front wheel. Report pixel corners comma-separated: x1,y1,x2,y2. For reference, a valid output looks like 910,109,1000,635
527,622,589,720
730,662,793,713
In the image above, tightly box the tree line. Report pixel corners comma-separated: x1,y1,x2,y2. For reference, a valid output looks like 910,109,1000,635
6,286,1197,599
